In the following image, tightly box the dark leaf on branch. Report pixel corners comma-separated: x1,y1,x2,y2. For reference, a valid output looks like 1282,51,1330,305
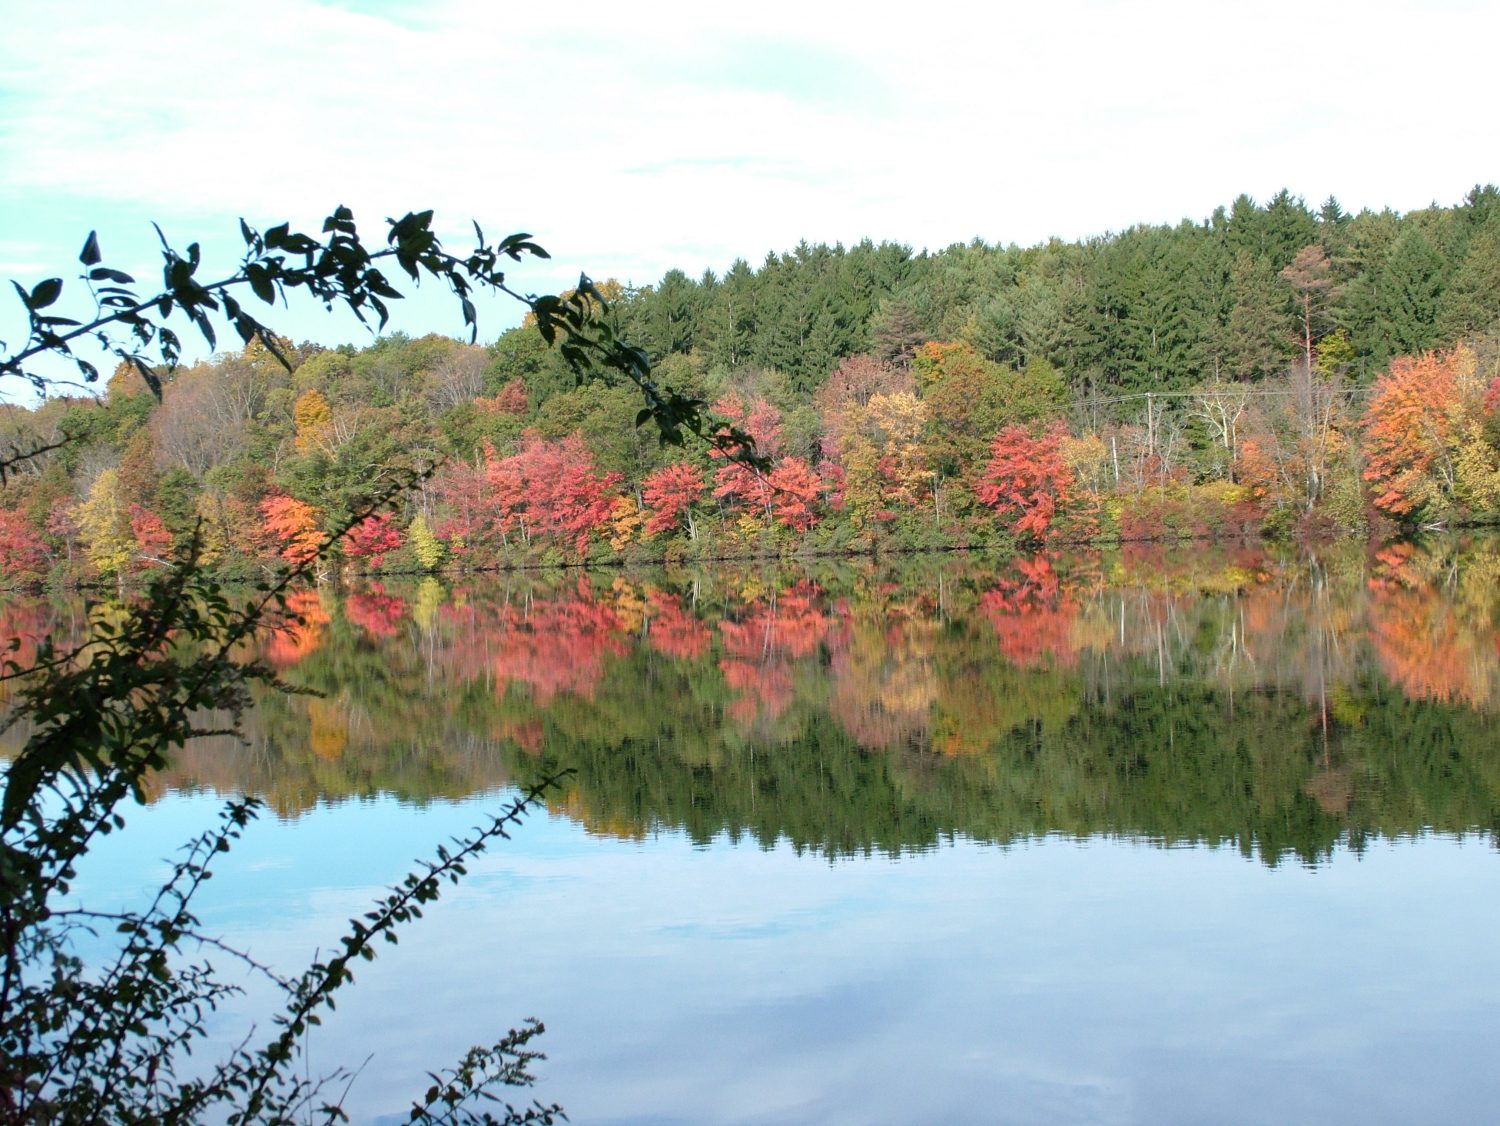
29,278,63,309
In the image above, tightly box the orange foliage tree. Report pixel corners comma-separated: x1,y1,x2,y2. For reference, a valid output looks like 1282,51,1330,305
1360,349,1463,517
128,505,172,566
259,495,323,565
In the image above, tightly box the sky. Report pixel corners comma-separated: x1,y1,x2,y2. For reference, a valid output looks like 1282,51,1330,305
2,0,1496,398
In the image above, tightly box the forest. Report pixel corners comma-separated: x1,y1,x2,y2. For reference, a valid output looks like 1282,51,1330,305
3,186,1500,588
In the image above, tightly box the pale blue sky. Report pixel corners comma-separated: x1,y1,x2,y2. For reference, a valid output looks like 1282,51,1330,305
2,0,1496,397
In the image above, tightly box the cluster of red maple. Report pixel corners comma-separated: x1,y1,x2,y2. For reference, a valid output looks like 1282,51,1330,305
2,332,1498,589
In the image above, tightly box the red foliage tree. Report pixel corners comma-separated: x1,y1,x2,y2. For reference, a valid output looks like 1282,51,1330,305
431,458,498,556
345,511,403,569
433,434,622,558
974,424,1075,543
43,507,78,563
641,462,705,538
0,508,48,581
467,433,622,555
484,449,531,545
128,505,173,568
766,457,823,531
710,394,781,513
522,433,623,554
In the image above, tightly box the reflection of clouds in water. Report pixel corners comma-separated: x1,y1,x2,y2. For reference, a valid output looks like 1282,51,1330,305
239,857,295,873
196,825,1500,1123
48,770,1500,1123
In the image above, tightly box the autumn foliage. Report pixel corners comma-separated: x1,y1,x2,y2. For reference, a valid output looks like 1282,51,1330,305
717,582,830,725
345,584,407,638
978,554,1080,669
259,495,323,565
641,463,704,538
644,589,711,660
11,325,1500,589
490,433,622,555
486,578,627,702
975,424,1075,543
0,508,48,581
128,505,172,566
766,457,823,531
710,394,781,513
1360,349,1463,517
264,589,330,668
345,511,403,569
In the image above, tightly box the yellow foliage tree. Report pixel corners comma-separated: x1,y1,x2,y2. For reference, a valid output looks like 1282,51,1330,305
72,469,134,581
407,513,445,571
293,388,334,456
607,495,643,551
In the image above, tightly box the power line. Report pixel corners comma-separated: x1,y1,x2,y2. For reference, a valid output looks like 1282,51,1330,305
1068,384,1371,413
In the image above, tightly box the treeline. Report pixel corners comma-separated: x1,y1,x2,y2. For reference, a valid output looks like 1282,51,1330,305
3,187,1500,586
610,185,1500,391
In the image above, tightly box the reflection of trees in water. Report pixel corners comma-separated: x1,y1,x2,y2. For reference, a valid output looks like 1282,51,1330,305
1364,543,1500,710
0,598,55,703
264,590,329,669
718,582,830,728
4,541,1498,862
829,612,939,753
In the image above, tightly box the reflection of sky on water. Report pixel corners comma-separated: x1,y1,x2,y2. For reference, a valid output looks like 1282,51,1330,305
70,792,1500,1125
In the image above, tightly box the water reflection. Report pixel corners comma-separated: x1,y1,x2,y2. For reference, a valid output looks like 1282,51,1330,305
4,539,1499,865
10,542,1500,1123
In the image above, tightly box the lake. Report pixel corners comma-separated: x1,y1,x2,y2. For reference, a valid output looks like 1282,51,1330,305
8,538,1500,1123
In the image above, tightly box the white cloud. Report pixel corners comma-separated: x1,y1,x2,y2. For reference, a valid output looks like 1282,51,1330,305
2,0,1496,309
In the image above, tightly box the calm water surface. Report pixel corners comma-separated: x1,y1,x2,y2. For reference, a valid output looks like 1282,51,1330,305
12,540,1500,1123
